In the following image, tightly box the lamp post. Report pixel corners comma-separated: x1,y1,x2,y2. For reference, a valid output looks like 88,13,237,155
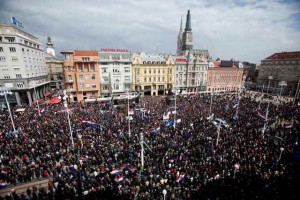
127,90,131,137
174,87,177,129
162,189,167,200
266,76,273,94
0,87,16,132
60,90,74,147
30,81,41,116
209,92,213,116
277,81,287,109
277,147,284,162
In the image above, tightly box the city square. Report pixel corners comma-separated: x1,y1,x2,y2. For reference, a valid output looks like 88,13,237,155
1,0,300,199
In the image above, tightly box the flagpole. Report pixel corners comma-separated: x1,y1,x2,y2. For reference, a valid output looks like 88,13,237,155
127,90,131,137
140,131,144,170
209,91,214,117
262,100,270,135
174,88,177,128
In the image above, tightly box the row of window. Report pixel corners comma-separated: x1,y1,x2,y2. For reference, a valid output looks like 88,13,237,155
142,76,173,82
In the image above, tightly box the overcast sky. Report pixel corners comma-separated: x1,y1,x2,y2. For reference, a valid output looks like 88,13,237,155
1,0,299,63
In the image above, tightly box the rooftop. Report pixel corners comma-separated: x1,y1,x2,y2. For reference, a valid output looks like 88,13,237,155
265,51,300,60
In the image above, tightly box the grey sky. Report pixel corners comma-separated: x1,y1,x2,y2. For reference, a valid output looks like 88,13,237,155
1,0,299,63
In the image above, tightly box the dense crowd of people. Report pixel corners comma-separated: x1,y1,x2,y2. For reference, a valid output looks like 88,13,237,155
0,91,299,199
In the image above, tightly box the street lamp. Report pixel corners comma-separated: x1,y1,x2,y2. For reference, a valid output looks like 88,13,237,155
0,87,16,132
277,81,287,109
59,90,74,147
173,87,177,129
266,76,273,94
30,81,41,116
277,147,284,162
162,189,167,200
127,89,131,137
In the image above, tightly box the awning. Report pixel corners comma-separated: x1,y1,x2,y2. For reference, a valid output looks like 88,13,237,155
47,97,61,104
44,92,52,97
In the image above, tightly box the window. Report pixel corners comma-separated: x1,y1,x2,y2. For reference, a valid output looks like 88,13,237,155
85,74,90,80
6,37,15,42
0,56,6,62
79,75,83,81
102,68,107,73
158,77,160,82
158,69,160,74
154,69,156,74
86,84,90,88
17,83,24,88
144,77,147,82
13,67,20,71
16,74,22,79
82,57,90,61
80,83,84,88
91,74,95,79
68,75,73,81
154,77,156,81
92,84,96,88
69,85,73,89
149,69,151,74
9,47,16,52
12,57,18,62
162,77,164,81
90,64,95,71
125,67,130,73
103,77,109,82
144,69,147,74
0,47,3,52
78,64,83,71
4,75,10,79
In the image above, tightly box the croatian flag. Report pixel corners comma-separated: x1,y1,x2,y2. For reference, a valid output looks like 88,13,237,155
116,174,124,183
110,169,123,175
82,120,102,129
128,166,137,173
151,126,161,135
0,182,7,188
257,110,267,121
176,174,186,182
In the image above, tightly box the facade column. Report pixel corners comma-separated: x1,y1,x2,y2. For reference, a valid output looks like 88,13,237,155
15,92,21,107
27,91,33,106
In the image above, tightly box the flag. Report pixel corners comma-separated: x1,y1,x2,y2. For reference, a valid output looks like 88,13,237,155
257,110,267,121
82,120,102,130
110,169,123,175
128,166,137,173
285,124,292,129
116,174,124,183
166,120,174,127
0,182,7,188
233,103,238,109
128,110,134,115
176,174,186,183
151,127,161,136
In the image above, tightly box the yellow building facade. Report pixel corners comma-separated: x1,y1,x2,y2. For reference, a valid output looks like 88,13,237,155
132,53,175,96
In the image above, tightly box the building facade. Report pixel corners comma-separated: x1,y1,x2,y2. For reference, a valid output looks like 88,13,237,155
257,51,300,95
99,48,132,97
132,53,175,96
61,50,100,102
207,59,244,92
45,36,64,90
175,51,210,92
0,24,50,107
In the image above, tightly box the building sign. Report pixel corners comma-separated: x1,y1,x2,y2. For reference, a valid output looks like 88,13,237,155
101,48,128,52
176,57,187,62
11,16,23,28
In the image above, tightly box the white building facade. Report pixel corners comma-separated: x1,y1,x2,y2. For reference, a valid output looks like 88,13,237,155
0,24,50,107
175,51,209,92
99,48,132,97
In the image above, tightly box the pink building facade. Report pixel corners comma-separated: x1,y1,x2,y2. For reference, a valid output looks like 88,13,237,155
207,60,244,92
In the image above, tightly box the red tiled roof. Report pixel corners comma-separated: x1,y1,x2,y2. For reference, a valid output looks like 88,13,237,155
74,50,98,56
265,51,300,60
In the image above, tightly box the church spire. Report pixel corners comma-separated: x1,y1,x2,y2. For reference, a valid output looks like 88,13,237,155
46,35,55,56
185,10,192,31
179,16,183,32
177,16,184,56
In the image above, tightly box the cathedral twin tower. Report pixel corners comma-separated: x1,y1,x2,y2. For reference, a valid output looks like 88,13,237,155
177,10,193,56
